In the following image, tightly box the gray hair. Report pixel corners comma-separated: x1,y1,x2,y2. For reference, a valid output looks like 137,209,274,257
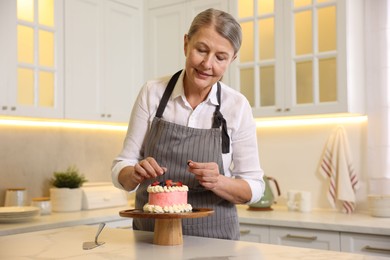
187,8,242,55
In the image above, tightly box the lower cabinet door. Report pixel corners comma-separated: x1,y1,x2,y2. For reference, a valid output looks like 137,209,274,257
269,226,340,251
239,224,270,243
341,232,390,258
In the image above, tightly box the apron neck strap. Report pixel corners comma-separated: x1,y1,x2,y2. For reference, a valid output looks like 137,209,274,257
156,70,182,118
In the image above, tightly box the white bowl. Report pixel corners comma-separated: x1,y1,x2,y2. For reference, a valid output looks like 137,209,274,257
368,194,390,218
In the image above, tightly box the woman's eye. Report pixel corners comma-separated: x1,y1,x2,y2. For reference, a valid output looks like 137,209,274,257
216,56,226,61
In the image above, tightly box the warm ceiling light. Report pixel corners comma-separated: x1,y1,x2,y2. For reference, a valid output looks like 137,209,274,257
0,114,367,130
256,114,367,127
0,117,128,131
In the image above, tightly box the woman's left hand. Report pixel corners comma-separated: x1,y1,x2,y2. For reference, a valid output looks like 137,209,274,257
187,160,220,189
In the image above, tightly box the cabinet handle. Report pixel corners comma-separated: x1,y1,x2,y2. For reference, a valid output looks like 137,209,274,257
101,114,106,117
363,245,390,254
285,234,317,241
11,106,16,111
284,108,290,112
2,106,7,110
240,229,251,235
107,114,111,118
276,108,282,112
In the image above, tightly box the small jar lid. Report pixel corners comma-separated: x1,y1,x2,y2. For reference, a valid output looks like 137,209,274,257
31,197,50,202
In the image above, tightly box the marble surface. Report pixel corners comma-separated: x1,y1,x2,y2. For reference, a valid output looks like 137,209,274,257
0,206,128,236
1,204,389,237
0,225,387,260
237,205,390,236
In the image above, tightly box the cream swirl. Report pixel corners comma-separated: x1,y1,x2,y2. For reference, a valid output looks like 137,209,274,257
147,185,189,193
143,203,192,213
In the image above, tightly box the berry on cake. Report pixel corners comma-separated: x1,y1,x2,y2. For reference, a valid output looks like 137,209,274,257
143,180,192,213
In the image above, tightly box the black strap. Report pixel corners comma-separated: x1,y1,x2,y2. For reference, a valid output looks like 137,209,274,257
156,70,182,118
212,82,230,154
156,70,230,153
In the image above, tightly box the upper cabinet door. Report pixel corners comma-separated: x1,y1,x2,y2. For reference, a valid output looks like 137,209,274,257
101,0,143,122
65,0,143,123
64,0,100,121
235,0,365,117
145,2,187,80
0,0,64,118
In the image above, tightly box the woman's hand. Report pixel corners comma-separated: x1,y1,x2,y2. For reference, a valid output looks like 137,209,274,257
119,157,166,191
187,160,252,204
134,157,167,182
187,160,220,190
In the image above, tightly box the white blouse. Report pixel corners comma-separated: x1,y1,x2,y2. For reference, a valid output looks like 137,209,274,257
112,70,265,204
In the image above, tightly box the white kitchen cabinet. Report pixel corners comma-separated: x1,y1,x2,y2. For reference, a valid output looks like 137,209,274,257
234,0,365,118
0,0,64,118
340,232,390,258
269,226,341,251
65,0,143,123
239,223,269,243
144,0,230,82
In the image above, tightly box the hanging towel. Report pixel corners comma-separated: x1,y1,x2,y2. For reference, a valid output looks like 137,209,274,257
318,126,359,213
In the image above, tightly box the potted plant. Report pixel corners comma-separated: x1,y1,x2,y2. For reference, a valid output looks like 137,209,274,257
49,166,87,212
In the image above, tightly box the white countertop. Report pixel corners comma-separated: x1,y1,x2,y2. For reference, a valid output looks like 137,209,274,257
0,206,128,236
236,205,390,236
0,225,387,260
1,204,389,237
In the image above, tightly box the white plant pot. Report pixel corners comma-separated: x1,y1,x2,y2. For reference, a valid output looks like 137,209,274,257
50,188,82,212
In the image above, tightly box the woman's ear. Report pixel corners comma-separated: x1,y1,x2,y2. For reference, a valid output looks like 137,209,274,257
184,34,189,56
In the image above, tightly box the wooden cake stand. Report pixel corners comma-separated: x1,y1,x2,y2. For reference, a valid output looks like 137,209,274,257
119,208,214,246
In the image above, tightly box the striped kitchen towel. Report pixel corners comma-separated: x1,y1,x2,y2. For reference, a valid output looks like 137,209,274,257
318,126,359,213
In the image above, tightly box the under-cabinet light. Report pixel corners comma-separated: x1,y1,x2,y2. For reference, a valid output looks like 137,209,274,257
0,114,367,131
0,117,128,131
255,114,367,127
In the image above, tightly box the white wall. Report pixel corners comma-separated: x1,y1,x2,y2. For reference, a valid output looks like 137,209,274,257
257,121,368,212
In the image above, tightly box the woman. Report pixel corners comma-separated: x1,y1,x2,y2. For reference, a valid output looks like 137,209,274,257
112,8,264,240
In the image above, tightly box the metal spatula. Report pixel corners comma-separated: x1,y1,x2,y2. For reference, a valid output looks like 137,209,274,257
83,222,106,250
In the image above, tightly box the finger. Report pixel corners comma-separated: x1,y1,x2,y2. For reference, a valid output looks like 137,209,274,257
134,163,149,178
136,161,156,179
139,158,166,177
145,157,167,175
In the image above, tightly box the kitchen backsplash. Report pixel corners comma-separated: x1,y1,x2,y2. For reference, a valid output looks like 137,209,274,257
0,124,126,206
0,120,369,212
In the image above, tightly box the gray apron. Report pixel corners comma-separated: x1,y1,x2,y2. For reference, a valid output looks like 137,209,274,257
133,70,240,240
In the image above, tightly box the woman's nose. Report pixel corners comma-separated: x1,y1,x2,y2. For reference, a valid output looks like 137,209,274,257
201,55,212,69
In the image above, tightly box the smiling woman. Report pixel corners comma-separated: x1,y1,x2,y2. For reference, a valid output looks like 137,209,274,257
112,8,265,241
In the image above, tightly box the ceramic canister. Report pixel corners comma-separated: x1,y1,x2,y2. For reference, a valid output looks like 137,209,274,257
31,197,52,215
4,188,28,206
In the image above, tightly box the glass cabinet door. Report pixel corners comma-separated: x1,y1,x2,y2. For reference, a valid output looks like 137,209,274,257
236,0,341,117
238,0,280,112
14,0,63,117
290,0,337,107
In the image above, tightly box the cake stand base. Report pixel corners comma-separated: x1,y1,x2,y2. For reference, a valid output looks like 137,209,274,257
119,208,214,246
154,218,182,245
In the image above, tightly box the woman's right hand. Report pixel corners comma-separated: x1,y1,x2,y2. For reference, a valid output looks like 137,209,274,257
119,157,166,191
133,157,167,182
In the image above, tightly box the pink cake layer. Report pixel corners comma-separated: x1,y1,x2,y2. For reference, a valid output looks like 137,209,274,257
148,191,187,207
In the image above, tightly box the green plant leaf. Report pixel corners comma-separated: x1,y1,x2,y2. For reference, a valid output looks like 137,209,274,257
51,166,87,188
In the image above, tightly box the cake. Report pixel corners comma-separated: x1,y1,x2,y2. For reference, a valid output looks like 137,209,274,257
143,180,192,213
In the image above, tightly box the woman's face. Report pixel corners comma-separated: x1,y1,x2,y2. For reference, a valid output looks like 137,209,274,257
184,26,236,91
